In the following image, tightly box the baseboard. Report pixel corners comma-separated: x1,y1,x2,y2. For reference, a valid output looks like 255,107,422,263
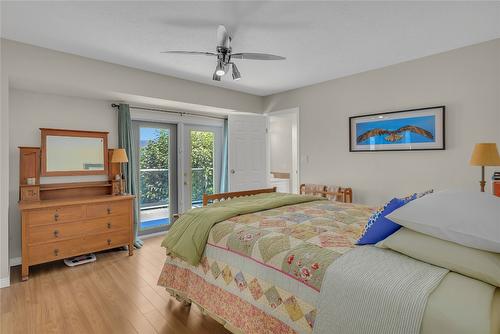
140,231,167,240
9,257,21,267
0,276,10,288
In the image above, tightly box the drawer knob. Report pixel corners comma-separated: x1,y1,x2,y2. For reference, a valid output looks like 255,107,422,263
54,249,59,256
53,230,59,238
107,208,112,214
107,239,112,246
54,213,59,221
107,222,112,229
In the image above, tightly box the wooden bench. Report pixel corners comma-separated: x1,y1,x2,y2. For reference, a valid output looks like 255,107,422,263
299,184,353,203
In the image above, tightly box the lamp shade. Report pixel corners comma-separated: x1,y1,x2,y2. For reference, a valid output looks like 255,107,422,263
470,143,500,166
111,148,128,163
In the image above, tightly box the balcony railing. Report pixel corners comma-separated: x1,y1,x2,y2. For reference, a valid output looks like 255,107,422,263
139,167,214,209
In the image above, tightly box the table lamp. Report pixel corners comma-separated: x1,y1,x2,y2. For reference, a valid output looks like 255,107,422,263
469,143,500,192
111,148,128,195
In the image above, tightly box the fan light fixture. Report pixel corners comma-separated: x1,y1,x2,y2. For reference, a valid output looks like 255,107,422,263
215,61,225,76
232,63,241,81
212,72,221,81
162,25,285,82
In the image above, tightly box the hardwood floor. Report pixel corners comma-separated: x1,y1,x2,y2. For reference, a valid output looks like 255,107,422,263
0,235,230,334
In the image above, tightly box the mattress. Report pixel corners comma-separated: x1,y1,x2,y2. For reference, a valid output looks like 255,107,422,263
157,200,499,334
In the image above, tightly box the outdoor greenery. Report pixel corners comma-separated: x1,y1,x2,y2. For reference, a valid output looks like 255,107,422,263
139,129,215,207
190,131,215,202
140,129,169,206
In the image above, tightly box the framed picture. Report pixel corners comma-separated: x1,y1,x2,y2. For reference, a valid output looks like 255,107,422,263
349,106,445,152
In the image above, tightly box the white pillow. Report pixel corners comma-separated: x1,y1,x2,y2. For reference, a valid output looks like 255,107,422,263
386,190,500,253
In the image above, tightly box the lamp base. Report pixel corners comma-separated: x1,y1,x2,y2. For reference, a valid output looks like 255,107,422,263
479,165,486,192
479,180,486,192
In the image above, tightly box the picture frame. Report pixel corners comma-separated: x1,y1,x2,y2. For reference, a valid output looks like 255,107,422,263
349,106,445,152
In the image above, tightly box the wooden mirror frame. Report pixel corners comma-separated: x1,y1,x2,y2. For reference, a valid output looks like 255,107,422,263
40,128,109,177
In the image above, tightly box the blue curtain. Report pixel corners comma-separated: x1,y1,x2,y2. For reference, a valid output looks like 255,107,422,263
118,104,143,248
219,119,229,193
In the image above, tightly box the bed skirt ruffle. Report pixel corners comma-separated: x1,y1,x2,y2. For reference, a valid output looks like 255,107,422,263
158,261,297,334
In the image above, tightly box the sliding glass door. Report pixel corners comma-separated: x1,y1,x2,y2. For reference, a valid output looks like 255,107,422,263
133,122,177,235
132,121,223,230
184,125,223,210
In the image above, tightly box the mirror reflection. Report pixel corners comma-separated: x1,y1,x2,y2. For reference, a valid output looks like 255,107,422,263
46,135,105,172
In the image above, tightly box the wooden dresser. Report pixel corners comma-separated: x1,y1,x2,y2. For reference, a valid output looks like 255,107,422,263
19,195,134,281
18,128,134,281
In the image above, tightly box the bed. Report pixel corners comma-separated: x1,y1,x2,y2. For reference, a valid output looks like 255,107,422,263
158,188,500,334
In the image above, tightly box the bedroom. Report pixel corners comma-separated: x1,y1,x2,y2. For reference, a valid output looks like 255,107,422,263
1,1,499,334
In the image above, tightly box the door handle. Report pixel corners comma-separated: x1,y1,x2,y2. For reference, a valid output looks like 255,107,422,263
230,169,236,174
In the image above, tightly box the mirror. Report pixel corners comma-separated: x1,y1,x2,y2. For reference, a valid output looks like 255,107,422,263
41,129,108,176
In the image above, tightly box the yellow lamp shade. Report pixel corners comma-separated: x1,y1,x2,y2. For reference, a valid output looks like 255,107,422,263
111,148,128,163
470,143,500,166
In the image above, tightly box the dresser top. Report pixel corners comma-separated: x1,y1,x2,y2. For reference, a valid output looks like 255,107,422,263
19,194,135,210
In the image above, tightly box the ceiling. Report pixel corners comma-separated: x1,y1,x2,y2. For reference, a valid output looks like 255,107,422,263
2,1,500,96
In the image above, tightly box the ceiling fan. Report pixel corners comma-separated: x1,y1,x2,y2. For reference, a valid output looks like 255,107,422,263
162,25,286,81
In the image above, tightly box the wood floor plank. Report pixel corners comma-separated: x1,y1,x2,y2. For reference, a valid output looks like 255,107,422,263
1,236,229,334
50,263,97,333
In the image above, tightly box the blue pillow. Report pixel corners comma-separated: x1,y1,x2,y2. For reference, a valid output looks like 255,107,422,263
356,195,415,245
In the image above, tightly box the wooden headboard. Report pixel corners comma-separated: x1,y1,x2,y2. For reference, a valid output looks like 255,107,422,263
202,187,277,206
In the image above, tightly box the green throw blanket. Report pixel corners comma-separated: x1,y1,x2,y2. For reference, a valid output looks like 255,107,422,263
161,192,324,265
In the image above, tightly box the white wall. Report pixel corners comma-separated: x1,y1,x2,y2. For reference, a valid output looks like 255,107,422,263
265,38,500,205
8,89,118,262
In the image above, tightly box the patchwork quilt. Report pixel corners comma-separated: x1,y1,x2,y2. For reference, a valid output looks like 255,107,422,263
158,200,374,334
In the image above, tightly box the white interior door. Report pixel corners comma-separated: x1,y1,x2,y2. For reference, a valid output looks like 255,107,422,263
228,114,268,191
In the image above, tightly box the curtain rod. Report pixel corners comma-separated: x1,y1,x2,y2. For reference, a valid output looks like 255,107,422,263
111,103,227,120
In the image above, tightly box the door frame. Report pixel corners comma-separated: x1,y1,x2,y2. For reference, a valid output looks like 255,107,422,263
182,124,223,212
132,121,178,235
266,107,300,193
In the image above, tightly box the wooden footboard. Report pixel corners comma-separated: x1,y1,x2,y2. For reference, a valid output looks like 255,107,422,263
202,187,277,206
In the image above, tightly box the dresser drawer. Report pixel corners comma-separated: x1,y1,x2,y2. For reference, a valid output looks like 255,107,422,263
28,230,130,265
29,221,82,245
80,229,130,255
86,200,130,218
29,238,79,265
28,214,130,245
86,215,131,234
26,205,84,226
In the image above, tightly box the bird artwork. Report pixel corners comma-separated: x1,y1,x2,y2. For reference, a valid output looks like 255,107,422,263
356,125,434,144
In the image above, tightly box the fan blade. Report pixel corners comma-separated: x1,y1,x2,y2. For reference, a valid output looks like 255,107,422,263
161,51,216,56
217,25,231,48
231,53,285,60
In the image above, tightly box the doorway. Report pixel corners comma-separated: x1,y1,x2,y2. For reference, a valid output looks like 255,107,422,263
133,122,178,236
268,109,299,193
